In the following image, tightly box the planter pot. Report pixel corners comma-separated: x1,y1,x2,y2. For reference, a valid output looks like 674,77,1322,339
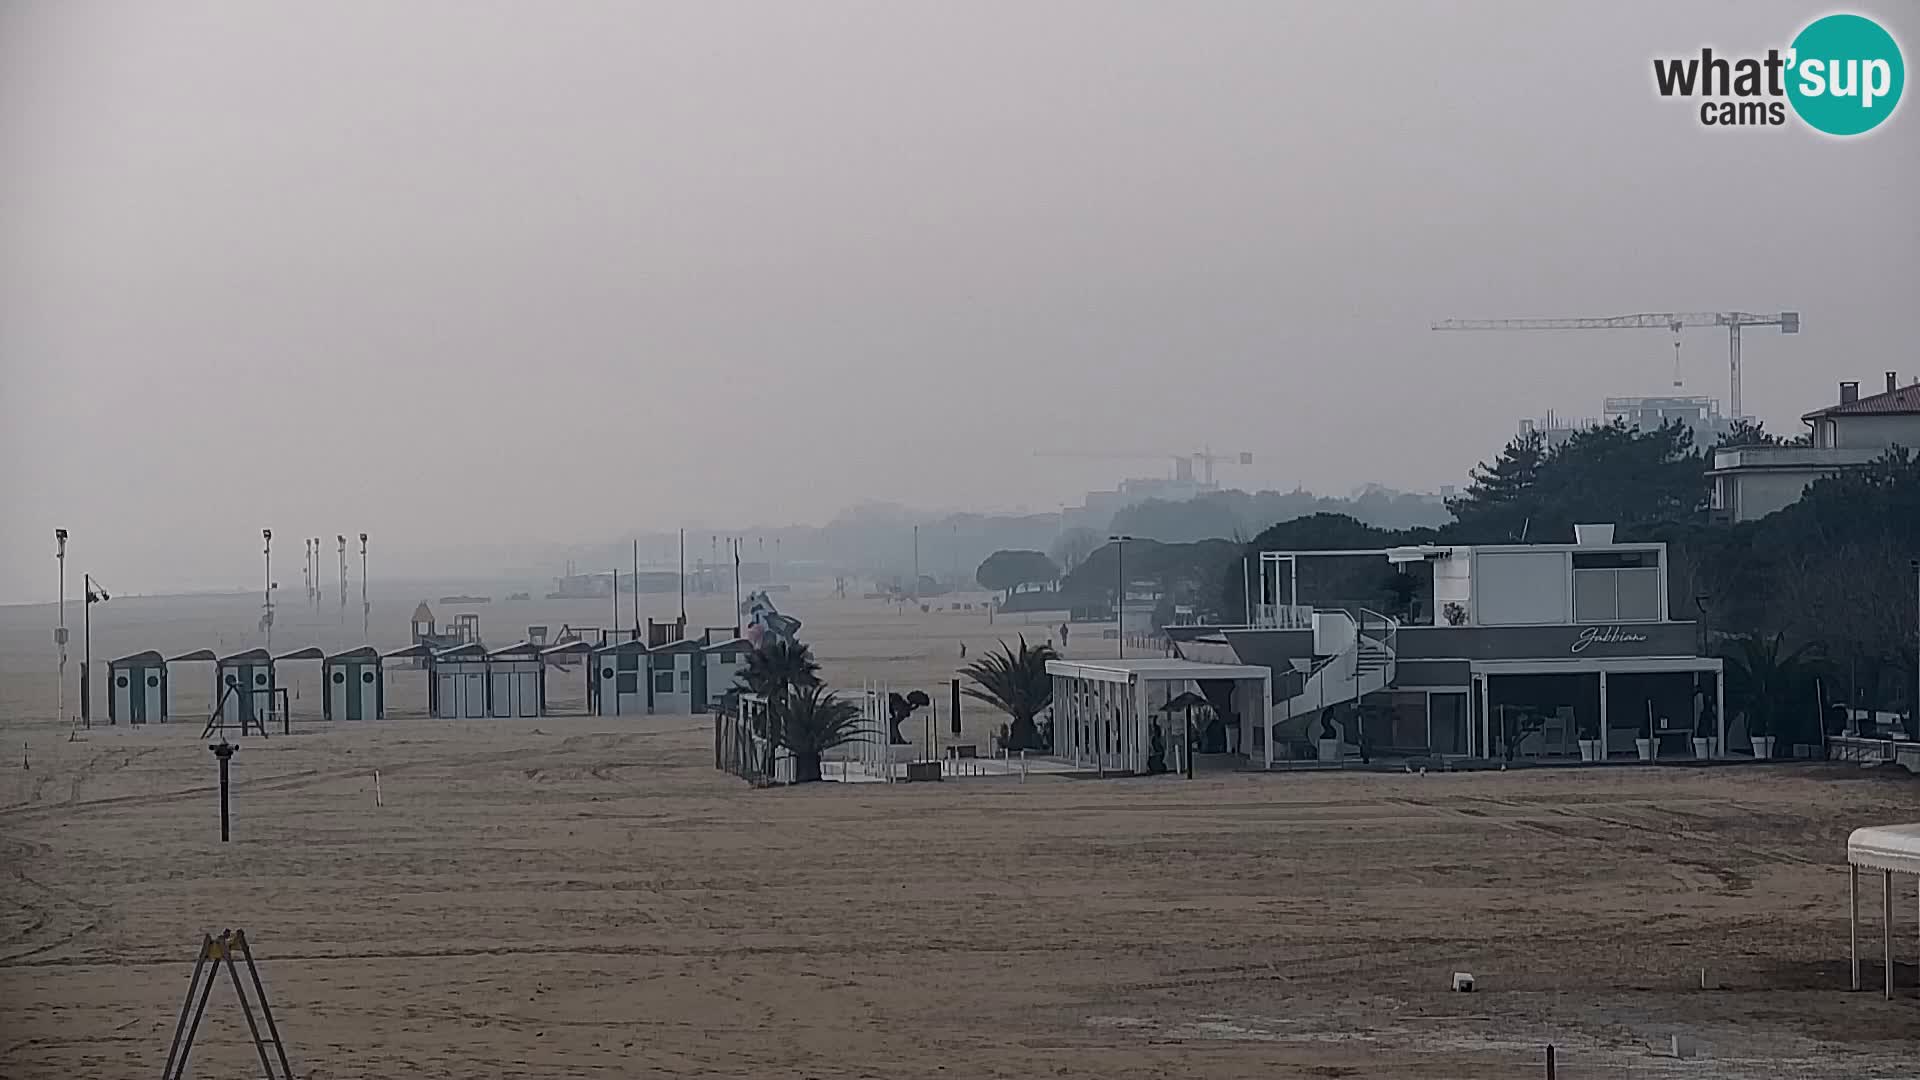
1578,739,1599,762
1691,737,1710,760
1708,736,1721,759
1635,738,1654,762
1752,735,1775,760
1318,738,1342,763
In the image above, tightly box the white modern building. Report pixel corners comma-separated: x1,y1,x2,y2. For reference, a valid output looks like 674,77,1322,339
1171,525,1732,765
1709,373,1920,523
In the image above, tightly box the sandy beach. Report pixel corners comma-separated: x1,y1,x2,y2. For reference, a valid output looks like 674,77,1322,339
2,591,1917,1079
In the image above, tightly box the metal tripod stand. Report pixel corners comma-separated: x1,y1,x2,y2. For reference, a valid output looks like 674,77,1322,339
162,929,294,1079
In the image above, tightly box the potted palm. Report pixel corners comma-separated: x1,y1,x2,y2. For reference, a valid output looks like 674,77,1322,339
771,684,867,783
1577,713,1601,762
1691,704,1712,761
1723,633,1818,761
1317,709,1342,762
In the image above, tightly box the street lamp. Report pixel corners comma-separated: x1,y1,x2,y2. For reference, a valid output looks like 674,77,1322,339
1108,535,1134,658
359,533,369,638
82,573,109,728
261,529,274,651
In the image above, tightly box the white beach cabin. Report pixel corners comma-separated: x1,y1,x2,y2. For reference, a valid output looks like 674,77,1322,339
431,642,489,718
485,642,546,718
591,638,650,716
108,650,169,725
323,646,384,721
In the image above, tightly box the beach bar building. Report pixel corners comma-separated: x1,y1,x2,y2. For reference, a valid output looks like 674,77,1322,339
1168,525,1730,766
108,650,169,725
323,646,385,721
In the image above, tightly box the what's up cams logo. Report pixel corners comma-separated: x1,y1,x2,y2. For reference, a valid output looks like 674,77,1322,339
1654,13,1904,135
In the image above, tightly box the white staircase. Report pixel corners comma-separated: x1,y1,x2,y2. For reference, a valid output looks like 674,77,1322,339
1275,608,1399,723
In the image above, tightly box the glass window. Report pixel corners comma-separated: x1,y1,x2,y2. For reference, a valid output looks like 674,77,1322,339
1572,569,1617,622
652,669,674,694
616,672,638,694
1615,568,1660,621
679,670,691,689
1573,550,1659,569
617,653,639,672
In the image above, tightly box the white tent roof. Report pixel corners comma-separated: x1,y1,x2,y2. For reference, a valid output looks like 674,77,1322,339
1847,824,1920,876
1046,657,1271,685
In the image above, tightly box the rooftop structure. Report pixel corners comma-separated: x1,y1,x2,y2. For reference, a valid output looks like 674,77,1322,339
1709,372,1920,522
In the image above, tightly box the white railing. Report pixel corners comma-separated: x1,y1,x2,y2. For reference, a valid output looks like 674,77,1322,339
1253,603,1315,630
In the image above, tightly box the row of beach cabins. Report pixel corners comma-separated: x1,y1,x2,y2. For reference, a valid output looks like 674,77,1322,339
101,624,752,727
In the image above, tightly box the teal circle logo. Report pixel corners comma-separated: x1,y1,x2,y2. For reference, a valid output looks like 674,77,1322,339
1787,14,1904,136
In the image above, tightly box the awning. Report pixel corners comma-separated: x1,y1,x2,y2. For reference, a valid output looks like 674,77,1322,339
273,647,325,662
1849,824,1920,877
216,648,273,665
168,649,217,663
109,650,166,666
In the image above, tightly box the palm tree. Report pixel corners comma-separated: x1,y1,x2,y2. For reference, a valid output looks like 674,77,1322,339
771,684,866,783
736,638,822,702
736,638,823,777
1722,632,1821,742
960,635,1058,751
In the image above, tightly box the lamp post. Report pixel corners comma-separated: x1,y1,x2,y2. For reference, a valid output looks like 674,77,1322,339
360,533,369,638
55,530,68,727
261,529,274,652
82,574,109,728
1910,560,1918,737
1108,535,1134,658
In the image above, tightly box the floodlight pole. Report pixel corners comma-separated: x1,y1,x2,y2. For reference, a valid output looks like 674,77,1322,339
55,530,67,727
359,533,369,638
261,529,274,652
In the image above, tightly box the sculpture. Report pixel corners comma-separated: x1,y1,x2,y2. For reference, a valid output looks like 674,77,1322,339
740,590,802,651
887,690,930,745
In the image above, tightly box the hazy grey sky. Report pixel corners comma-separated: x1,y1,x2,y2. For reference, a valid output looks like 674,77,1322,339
3,1,1914,600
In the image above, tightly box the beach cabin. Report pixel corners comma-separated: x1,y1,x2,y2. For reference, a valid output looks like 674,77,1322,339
214,648,276,730
485,642,546,718
108,650,169,725
432,642,489,718
323,646,384,721
647,638,703,713
591,638,650,716
700,633,749,713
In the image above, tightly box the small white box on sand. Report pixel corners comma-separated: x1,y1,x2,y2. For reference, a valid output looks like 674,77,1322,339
1451,972,1475,992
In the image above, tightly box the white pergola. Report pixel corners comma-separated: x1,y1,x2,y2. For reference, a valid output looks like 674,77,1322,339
1849,823,1920,1000
1047,658,1273,775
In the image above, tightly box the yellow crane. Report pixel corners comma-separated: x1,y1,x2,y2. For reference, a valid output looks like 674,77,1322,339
1432,311,1799,419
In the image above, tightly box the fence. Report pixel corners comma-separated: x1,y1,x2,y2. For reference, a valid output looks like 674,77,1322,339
712,693,795,785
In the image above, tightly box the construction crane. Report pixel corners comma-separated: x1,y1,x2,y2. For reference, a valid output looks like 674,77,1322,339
1432,311,1799,420
1033,449,1254,486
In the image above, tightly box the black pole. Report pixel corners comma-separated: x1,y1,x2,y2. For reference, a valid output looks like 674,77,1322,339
951,678,961,737
210,742,235,841
81,584,91,728
1544,1044,1556,1079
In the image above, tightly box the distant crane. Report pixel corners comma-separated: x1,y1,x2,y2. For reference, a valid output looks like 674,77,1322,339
1431,311,1799,420
1032,448,1254,486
